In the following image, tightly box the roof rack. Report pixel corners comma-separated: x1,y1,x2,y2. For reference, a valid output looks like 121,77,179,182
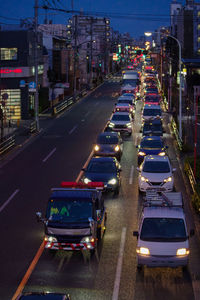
144,190,183,208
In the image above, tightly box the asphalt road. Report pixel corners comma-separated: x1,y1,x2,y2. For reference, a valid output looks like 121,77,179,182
0,78,200,300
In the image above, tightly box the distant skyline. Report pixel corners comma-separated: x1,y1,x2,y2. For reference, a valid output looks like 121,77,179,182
0,0,190,38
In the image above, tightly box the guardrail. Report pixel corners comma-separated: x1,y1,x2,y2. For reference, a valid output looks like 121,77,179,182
30,121,37,134
170,117,183,151
0,135,15,155
184,160,200,214
53,96,74,115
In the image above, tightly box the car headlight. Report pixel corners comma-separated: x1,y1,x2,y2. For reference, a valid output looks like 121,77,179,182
176,248,190,256
141,176,149,182
126,122,132,128
45,236,57,243
164,176,172,182
158,151,166,156
81,236,95,243
114,145,120,152
94,145,100,151
108,122,115,128
136,247,150,255
108,178,117,185
138,151,146,156
83,178,92,184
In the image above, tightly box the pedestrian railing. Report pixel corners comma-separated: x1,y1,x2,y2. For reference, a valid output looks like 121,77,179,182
53,96,74,115
30,121,37,134
184,161,196,193
170,117,183,151
0,135,15,155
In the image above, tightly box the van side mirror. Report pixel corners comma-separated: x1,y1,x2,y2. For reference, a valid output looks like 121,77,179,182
172,168,176,172
133,231,139,238
190,229,195,237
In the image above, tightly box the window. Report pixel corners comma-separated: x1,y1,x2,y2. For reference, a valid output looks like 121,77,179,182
0,48,18,60
0,89,21,121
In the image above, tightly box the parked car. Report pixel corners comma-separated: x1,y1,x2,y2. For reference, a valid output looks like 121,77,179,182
82,156,122,194
137,155,176,193
93,131,123,160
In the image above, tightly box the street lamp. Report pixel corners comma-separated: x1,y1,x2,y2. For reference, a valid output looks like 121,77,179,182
144,32,182,141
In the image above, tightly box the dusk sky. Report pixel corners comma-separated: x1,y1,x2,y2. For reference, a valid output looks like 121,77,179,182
0,0,187,38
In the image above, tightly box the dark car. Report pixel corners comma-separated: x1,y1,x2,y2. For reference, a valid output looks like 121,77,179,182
93,132,123,160
136,136,168,165
17,292,70,299
141,119,163,136
82,157,122,194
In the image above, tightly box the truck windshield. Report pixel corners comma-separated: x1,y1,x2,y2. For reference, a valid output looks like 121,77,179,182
140,218,187,242
46,199,93,222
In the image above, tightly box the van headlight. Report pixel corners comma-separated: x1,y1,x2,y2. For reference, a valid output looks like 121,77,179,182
114,145,120,152
45,236,57,243
136,247,150,255
94,145,100,151
108,178,117,185
83,178,91,184
176,248,190,256
164,176,172,182
81,236,95,243
141,176,149,182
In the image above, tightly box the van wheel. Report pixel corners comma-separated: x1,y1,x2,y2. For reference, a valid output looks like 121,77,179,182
182,265,188,272
137,264,143,272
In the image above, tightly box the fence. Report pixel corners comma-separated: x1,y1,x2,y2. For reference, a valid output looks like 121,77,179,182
170,116,183,151
0,135,15,155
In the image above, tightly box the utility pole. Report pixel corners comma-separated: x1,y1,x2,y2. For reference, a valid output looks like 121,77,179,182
34,0,39,131
73,15,77,102
90,17,93,88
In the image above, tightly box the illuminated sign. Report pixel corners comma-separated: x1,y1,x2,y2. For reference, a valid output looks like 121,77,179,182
0,68,22,74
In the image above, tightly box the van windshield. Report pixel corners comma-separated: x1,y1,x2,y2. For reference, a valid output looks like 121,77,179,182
140,218,187,242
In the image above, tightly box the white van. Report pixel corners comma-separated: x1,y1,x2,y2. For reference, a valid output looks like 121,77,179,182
133,190,194,270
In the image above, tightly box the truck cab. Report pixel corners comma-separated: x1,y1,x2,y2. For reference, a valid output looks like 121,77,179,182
133,190,194,270
36,182,106,255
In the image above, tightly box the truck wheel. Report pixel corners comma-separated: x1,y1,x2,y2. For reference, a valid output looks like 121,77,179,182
137,264,143,272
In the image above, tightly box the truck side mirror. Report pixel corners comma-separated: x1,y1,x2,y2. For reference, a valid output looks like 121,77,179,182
36,212,42,222
133,231,139,238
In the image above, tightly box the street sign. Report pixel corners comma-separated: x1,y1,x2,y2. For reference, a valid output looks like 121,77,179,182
20,80,26,87
29,81,36,92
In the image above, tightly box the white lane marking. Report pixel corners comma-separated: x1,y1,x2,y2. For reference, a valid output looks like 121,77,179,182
69,125,77,135
129,165,134,184
85,111,90,117
0,189,20,213
112,227,127,300
42,148,56,163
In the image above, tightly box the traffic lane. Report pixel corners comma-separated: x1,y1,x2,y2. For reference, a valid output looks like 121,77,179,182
0,82,118,205
20,135,137,300
0,82,120,299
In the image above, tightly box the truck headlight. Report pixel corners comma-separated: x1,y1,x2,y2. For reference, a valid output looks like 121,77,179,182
94,145,100,151
136,247,150,255
108,178,117,185
45,236,57,243
164,176,172,182
138,151,146,156
176,248,190,256
158,151,166,156
141,176,149,182
81,236,95,243
114,145,120,152
83,178,91,184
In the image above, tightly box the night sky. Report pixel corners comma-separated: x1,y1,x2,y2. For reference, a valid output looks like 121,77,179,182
0,0,188,38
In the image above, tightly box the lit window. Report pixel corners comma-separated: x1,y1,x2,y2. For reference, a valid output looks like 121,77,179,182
0,48,18,60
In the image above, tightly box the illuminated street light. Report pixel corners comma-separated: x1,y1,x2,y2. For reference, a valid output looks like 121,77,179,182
144,31,182,141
